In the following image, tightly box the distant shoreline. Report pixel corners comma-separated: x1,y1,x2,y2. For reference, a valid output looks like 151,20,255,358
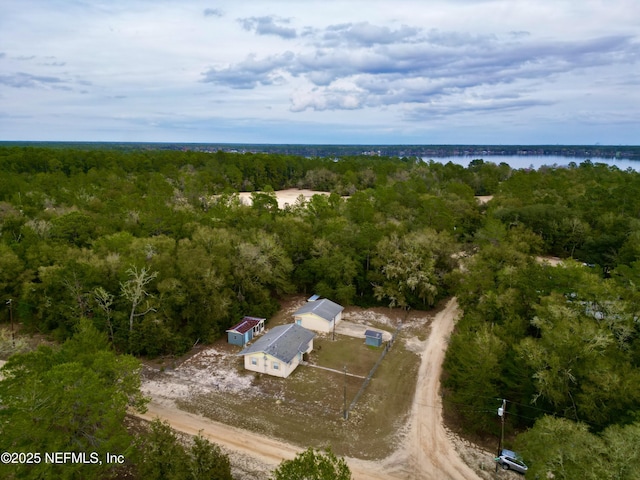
1,141,639,161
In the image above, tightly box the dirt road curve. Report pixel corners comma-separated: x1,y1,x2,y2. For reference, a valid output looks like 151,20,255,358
138,297,480,480
139,401,389,479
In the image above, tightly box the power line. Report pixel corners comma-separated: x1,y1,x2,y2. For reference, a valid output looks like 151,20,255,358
367,389,610,429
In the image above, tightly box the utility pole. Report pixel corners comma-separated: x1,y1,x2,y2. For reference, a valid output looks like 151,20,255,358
496,398,506,472
343,365,348,419
6,299,15,348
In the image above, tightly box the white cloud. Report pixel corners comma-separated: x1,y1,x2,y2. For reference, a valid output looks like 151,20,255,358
202,51,295,89
203,8,223,18
240,16,297,39
0,72,65,89
320,22,419,47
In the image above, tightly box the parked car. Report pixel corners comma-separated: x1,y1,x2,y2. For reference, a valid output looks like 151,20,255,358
496,449,528,474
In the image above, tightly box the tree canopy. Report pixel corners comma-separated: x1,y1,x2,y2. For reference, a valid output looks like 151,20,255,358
270,447,352,480
1,146,477,355
0,319,147,479
135,419,233,480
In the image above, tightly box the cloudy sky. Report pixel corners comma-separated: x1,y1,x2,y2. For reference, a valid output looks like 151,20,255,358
1,0,638,144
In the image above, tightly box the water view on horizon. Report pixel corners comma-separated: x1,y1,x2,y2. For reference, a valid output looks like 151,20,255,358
424,155,640,171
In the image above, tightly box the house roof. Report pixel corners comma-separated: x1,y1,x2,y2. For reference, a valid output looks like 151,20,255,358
293,298,344,322
364,329,383,340
239,324,315,363
226,316,265,335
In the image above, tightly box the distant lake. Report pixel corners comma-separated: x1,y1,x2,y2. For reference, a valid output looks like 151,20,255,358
422,155,640,172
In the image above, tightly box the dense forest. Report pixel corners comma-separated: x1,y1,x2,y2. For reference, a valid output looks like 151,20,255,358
0,146,496,354
1,145,640,478
443,162,640,478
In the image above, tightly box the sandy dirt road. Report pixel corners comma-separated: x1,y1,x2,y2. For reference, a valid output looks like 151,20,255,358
381,298,481,479
138,297,482,480
138,400,390,479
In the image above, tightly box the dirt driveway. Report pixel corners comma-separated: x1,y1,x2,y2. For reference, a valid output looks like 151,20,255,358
335,320,393,341
380,298,483,479
139,298,496,480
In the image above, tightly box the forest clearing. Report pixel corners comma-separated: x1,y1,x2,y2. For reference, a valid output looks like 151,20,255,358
138,298,506,480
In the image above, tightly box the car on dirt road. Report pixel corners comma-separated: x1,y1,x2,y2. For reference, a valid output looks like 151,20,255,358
496,449,528,474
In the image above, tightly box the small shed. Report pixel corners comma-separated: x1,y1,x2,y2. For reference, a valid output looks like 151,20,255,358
364,329,383,347
226,316,266,346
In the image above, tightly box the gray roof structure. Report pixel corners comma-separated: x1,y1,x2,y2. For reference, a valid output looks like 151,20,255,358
238,324,315,363
293,298,344,322
364,329,383,340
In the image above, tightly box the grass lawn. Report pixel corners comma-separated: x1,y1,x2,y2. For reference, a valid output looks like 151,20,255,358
311,335,382,377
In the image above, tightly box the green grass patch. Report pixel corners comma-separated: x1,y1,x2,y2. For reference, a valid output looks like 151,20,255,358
312,335,381,377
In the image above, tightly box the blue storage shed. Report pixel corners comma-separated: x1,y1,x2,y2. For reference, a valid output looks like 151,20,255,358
364,329,383,347
226,317,265,346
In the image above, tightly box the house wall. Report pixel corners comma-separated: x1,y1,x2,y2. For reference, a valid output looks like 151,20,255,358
303,338,314,355
253,321,265,335
365,336,382,347
294,312,341,333
243,339,313,378
228,331,248,346
243,353,294,378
